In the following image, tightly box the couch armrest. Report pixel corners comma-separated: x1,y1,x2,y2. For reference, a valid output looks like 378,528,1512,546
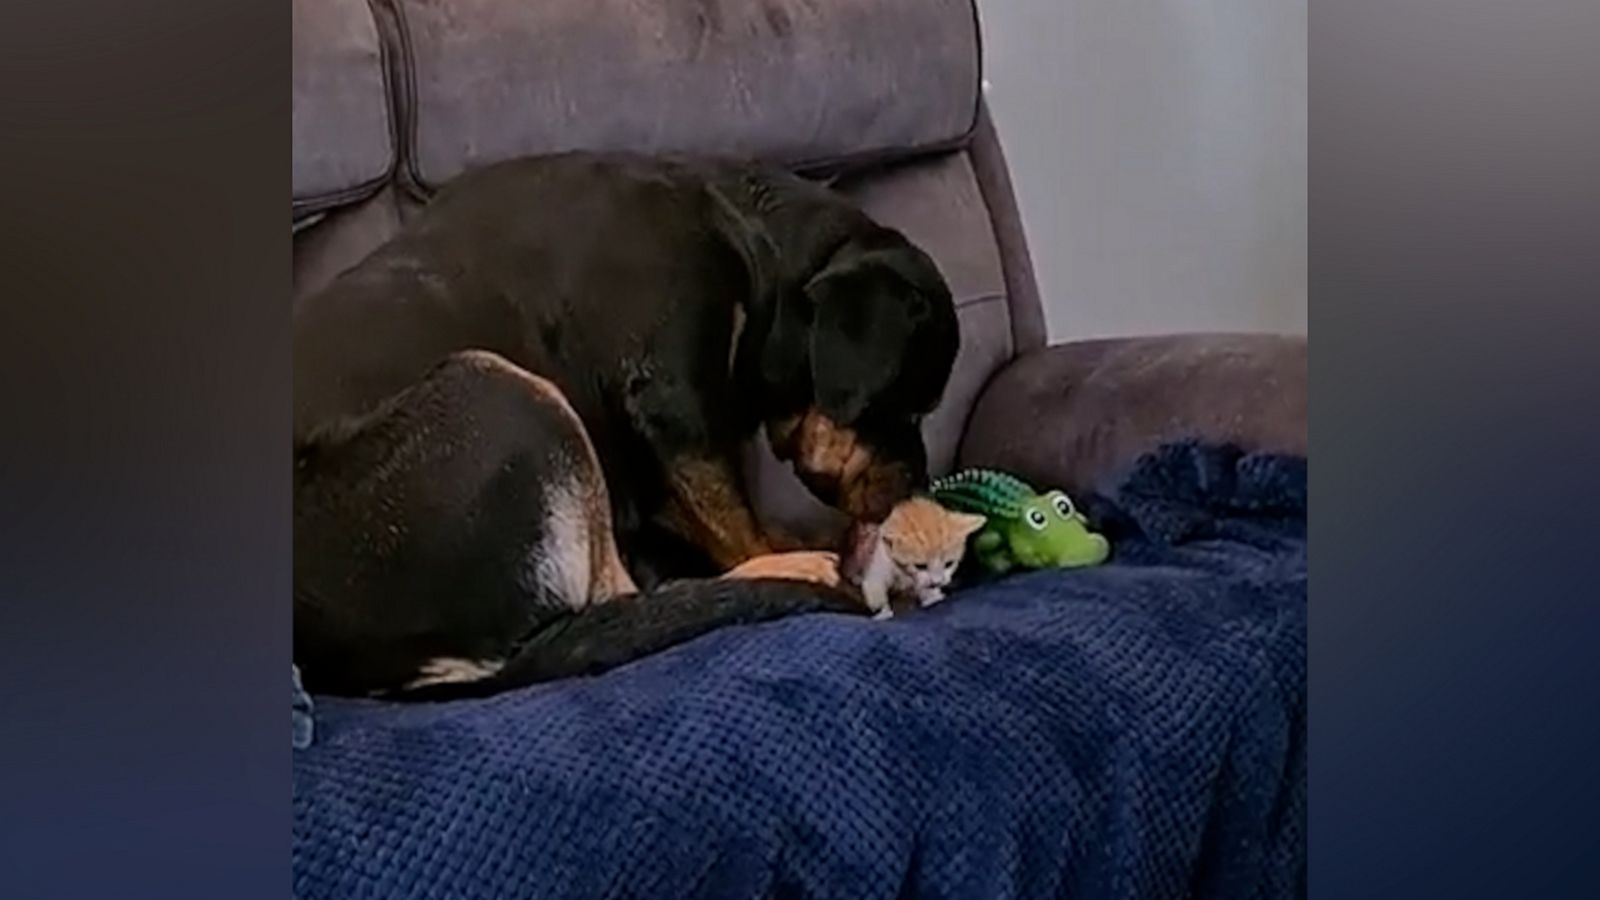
956,333,1307,494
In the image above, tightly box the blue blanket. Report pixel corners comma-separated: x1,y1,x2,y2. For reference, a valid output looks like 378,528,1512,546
293,442,1306,899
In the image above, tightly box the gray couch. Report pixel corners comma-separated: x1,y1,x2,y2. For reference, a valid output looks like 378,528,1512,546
292,0,1306,536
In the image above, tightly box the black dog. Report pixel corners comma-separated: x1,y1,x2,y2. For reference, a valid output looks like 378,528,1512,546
294,153,960,695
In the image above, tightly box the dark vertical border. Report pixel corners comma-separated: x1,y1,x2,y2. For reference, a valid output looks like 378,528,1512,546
0,1,288,897
6,0,1600,895
1313,0,1600,896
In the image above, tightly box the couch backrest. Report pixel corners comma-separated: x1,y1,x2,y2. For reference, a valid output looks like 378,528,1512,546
292,0,1044,539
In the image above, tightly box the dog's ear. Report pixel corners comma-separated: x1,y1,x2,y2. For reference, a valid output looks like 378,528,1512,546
804,251,927,424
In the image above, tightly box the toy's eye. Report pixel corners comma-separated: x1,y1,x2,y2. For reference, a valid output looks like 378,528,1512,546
1026,509,1048,530
1051,494,1074,518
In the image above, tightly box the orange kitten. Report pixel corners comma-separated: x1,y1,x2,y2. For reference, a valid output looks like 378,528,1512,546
858,497,986,619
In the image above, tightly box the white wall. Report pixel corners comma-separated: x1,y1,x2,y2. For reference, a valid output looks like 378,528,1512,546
975,1,1307,340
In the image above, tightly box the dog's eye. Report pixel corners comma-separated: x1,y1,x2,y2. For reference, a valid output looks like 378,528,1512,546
1026,509,1048,530
1051,495,1074,518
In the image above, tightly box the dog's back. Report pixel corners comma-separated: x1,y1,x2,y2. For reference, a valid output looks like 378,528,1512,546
292,153,757,442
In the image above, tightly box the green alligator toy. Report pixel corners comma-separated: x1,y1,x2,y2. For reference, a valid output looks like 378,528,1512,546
929,468,1110,574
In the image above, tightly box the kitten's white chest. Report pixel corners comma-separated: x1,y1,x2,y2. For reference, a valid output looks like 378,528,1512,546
860,540,955,618
859,540,898,618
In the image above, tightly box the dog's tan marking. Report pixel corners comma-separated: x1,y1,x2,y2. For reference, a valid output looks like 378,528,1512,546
794,409,862,480
455,350,637,602
765,414,804,459
661,456,775,568
525,479,590,610
404,656,504,689
722,551,842,587
776,407,910,522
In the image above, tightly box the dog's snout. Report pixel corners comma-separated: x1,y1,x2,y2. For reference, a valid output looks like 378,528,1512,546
796,467,843,502
841,462,916,523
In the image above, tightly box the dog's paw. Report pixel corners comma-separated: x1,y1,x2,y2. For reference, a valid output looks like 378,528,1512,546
762,526,809,554
723,551,841,587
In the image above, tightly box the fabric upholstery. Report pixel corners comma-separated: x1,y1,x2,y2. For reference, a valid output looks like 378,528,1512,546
969,104,1048,354
292,0,395,216
836,153,1005,308
958,334,1308,496
378,0,982,192
293,442,1307,899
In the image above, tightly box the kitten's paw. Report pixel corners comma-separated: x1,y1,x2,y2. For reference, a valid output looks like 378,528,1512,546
723,551,841,587
872,608,895,621
916,587,947,607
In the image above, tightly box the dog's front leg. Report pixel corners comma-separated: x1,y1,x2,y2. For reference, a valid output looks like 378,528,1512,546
623,363,778,568
658,455,776,568
625,363,835,584
657,458,841,587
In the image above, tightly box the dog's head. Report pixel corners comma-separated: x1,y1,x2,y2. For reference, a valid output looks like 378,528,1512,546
759,232,959,522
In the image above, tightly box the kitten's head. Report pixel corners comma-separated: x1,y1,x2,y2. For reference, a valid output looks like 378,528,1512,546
880,496,986,591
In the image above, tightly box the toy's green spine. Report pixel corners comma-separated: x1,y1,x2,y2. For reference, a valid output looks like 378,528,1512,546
929,468,1036,520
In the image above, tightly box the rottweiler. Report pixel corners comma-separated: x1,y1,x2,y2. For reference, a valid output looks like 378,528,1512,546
294,153,960,696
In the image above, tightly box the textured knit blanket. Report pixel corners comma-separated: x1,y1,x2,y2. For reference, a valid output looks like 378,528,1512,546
292,441,1306,899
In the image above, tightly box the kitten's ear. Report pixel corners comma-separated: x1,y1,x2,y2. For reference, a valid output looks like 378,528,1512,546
954,512,987,536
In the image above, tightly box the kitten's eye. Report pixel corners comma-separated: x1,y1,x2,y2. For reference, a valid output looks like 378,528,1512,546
1026,509,1048,530
945,559,957,570
914,562,928,571
1051,494,1075,518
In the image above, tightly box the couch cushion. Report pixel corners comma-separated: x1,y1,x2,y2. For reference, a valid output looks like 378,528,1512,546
292,187,409,306
381,0,982,192
293,0,396,216
958,334,1309,495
